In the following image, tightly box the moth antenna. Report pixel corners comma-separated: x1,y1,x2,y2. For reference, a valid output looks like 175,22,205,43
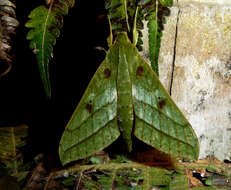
132,6,139,45
107,15,113,47
124,0,130,32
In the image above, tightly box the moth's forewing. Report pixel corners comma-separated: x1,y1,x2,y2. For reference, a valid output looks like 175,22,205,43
59,43,121,165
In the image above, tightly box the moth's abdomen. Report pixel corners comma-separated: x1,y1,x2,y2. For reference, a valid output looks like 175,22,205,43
116,46,134,152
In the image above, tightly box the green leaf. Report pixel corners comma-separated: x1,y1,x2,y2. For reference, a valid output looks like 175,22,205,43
159,0,173,7
168,174,189,190
0,125,28,177
48,162,173,189
137,0,173,74
112,155,132,163
0,125,28,161
61,175,75,186
59,32,199,165
205,176,213,186
90,157,102,164
25,0,74,97
148,15,161,75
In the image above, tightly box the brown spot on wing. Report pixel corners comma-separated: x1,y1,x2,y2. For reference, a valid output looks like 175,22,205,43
158,99,166,109
86,103,93,113
104,68,111,78
136,66,144,76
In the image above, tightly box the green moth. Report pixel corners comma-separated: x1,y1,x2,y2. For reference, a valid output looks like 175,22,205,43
59,32,199,165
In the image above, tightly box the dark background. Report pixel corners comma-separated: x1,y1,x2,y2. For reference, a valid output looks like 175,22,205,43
0,0,108,160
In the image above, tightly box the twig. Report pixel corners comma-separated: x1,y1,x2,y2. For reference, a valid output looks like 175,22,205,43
75,172,82,190
44,172,54,190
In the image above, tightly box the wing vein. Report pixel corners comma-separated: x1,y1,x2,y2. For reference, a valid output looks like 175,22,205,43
64,118,117,152
134,98,187,127
135,116,194,148
67,98,116,132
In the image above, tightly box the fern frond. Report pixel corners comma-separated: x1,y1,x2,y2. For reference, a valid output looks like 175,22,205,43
147,0,161,75
148,15,161,75
138,0,172,75
0,0,19,77
25,0,74,97
105,0,145,49
105,0,133,38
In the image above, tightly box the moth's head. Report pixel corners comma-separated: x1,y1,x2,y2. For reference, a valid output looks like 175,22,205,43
114,32,131,44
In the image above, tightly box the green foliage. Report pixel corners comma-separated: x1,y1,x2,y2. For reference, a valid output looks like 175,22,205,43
148,16,161,75
159,0,173,7
25,0,74,97
43,160,231,189
48,162,174,189
105,0,130,33
25,0,171,95
0,125,30,188
169,173,189,190
111,155,132,163
59,32,199,165
105,0,172,75
138,0,172,75
0,125,28,168
105,0,144,49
